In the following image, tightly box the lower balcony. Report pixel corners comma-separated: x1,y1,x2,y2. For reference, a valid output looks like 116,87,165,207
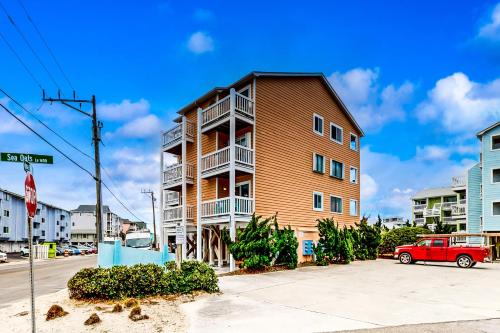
163,163,194,190
200,196,254,223
163,205,194,222
414,217,425,226
201,145,254,178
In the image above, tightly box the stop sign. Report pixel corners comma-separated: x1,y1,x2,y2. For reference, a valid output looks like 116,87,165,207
24,172,37,218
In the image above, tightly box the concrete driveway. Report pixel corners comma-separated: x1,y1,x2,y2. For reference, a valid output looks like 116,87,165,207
182,259,500,333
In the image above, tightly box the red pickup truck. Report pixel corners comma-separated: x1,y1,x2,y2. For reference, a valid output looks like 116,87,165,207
394,237,490,268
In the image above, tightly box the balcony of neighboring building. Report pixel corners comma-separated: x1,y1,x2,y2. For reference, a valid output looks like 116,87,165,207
413,203,427,213
200,89,254,133
414,217,425,226
451,175,466,191
162,163,194,190
162,120,195,154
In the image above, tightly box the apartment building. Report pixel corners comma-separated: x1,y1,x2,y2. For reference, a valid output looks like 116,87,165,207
382,217,407,229
0,188,71,252
70,205,121,245
160,72,363,270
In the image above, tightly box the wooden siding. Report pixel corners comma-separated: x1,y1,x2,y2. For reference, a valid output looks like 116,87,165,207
254,76,361,230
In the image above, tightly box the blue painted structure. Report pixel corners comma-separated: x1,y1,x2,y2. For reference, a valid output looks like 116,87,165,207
98,240,175,268
302,240,314,255
479,124,500,232
467,163,482,244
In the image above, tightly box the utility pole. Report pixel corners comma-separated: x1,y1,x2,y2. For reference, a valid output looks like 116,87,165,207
42,90,103,249
141,189,157,249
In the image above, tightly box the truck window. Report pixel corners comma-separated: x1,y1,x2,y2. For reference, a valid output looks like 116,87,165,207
432,239,444,247
417,239,431,247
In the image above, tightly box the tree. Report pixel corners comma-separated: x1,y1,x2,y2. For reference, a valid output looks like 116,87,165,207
356,217,382,260
433,217,454,234
378,227,433,254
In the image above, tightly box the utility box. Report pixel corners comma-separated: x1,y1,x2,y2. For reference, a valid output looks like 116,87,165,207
303,240,314,255
41,242,56,258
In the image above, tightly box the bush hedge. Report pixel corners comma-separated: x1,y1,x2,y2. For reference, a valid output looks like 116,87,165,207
67,261,219,300
378,226,432,255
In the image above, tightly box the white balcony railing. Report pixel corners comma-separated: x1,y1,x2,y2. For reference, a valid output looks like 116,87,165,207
459,199,466,205
163,205,194,222
414,218,425,225
413,204,427,212
162,121,194,148
235,145,254,167
201,92,254,127
442,216,455,223
452,175,466,188
452,205,466,216
201,196,254,218
164,191,180,207
201,147,230,174
163,163,194,187
442,202,456,209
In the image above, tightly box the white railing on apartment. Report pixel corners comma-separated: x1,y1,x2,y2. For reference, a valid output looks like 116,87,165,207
452,205,466,216
442,216,454,223
164,191,180,207
442,202,456,209
413,204,427,211
201,197,254,218
163,163,194,186
162,121,195,147
234,92,254,118
452,175,466,188
202,95,231,126
201,147,230,173
235,145,253,167
459,199,466,205
414,218,425,225
163,205,193,222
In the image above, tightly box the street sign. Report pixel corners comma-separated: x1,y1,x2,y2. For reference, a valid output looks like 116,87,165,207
24,172,37,218
175,223,185,244
1,152,53,164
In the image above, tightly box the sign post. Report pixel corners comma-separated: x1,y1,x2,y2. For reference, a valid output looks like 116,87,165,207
25,169,37,333
175,223,185,269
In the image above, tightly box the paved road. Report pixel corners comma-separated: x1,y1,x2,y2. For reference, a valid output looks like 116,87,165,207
0,255,96,309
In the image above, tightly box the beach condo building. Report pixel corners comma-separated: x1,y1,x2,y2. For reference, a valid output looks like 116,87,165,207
160,72,363,270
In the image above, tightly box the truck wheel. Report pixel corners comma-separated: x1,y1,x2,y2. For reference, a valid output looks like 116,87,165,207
399,253,412,264
457,255,472,268
470,262,477,268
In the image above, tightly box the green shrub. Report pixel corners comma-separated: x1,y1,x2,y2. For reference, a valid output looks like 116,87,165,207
353,218,382,260
272,219,299,269
313,218,354,264
378,227,433,254
67,261,218,300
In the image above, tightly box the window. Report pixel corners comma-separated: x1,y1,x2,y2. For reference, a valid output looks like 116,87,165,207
492,135,500,150
41,230,45,237
57,221,59,226
493,202,500,216
493,168,500,183
313,114,323,136
330,123,343,144
41,218,45,223
432,239,444,247
313,192,323,211
330,196,342,213
350,167,358,184
417,239,431,247
313,153,325,173
56,232,59,237
3,193,9,201
330,160,343,179
3,226,8,233
72,222,75,226
349,199,358,216
3,210,9,217
350,133,358,151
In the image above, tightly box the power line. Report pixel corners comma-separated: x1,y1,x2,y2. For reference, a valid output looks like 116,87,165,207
0,29,43,89
0,2,62,91
102,181,146,223
0,101,95,179
0,87,94,161
16,0,75,91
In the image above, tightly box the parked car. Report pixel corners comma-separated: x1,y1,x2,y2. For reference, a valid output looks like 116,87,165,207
68,246,81,255
20,246,30,257
0,251,7,263
394,237,491,268
60,246,74,255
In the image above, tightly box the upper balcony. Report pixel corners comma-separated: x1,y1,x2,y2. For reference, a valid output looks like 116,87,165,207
413,204,427,213
163,205,194,223
201,91,254,133
201,145,254,178
200,196,254,223
162,121,194,154
162,163,194,190
164,191,180,207
451,175,466,190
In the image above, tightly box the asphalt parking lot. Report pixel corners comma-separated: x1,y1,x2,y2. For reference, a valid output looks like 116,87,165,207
183,259,500,333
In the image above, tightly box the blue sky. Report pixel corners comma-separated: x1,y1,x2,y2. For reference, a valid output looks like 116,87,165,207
1,0,500,225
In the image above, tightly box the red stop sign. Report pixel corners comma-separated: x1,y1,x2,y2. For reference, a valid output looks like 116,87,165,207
24,172,37,218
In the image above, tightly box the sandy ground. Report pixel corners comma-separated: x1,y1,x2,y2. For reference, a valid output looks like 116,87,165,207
0,289,191,333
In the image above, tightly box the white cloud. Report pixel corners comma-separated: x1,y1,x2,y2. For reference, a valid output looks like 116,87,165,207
187,31,214,54
415,145,451,161
108,114,161,139
478,3,500,41
328,68,413,131
361,173,378,200
416,72,500,133
98,99,150,121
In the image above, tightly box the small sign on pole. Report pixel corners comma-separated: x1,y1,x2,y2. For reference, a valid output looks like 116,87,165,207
1,152,53,164
24,171,37,333
175,223,186,245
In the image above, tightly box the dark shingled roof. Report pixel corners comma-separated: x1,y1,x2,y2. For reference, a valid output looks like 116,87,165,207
71,204,111,213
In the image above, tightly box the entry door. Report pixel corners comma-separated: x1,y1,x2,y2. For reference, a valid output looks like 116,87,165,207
413,239,431,260
430,239,447,261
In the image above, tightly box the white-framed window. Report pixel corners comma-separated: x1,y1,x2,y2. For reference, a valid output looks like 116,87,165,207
313,192,324,211
330,123,343,144
350,133,358,151
2,226,8,233
3,210,9,217
330,195,343,213
3,193,9,201
493,168,500,183
493,201,500,216
330,159,343,179
313,153,325,174
350,166,358,184
350,199,358,216
492,135,500,150
313,114,324,136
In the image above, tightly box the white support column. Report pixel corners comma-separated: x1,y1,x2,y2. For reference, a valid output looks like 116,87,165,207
208,228,214,265
218,230,223,268
229,88,236,272
196,108,203,261
252,78,256,215
159,134,165,248
181,116,187,260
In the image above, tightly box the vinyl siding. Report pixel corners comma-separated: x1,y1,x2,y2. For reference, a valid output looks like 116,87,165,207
467,163,482,244
482,126,500,231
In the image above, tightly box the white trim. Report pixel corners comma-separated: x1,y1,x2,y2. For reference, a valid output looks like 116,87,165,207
313,191,324,211
330,158,344,179
313,113,324,136
330,122,343,144
313,153,325,174
349,199,358,216
329,195,343,214
350,166,358,184
349,132,358,151
235,181,251,197
491,134,500,151
492,167,500,184
493,201,500,216
238,84,252,98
